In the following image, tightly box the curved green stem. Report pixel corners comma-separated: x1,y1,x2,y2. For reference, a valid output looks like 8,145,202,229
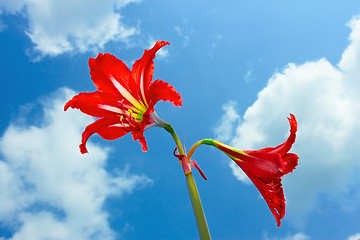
163,124,211,240
163,124,185,155
187,139,214,160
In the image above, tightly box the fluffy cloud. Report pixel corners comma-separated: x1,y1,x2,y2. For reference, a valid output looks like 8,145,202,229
348,233,360,240
213,101,240,143
0,0,141,58
174,25,190,47
0,0,26,13
214,15,360,226
0,88,152,239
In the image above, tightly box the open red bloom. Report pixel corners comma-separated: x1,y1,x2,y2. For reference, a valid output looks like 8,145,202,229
202,114,298,226
64,41,182,153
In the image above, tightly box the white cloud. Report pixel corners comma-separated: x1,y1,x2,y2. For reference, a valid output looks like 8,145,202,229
174,25,190,47
0,0,26,13
263,232,310,240
214,15,360,227
228,160,251,184
213,101,240,142
174,26,182,36
0,88,152,240
0,0,141,58
244,69,252,83
243,58,262,83
213,102,250,183
348,233,360,240
209,33,223,58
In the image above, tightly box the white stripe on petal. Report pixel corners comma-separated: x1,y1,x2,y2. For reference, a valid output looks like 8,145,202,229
108,74,146,112
111,123,131,128
140,71,149,107
98,104,123,114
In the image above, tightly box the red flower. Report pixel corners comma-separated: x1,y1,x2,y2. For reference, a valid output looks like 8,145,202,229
64,41,182,153
200,114,298,226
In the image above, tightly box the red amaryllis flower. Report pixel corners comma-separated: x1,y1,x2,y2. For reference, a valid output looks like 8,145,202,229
64,41,182,153
198,114,298,226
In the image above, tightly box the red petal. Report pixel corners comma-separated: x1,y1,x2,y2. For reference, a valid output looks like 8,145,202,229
64,91,124,121
229,150,286,226
89,53,140,101
250,114,298,174
228,148,294,227
147,79,182,112
240,151,284,177
215,143,284,178
131,128,148,152
234,158,285,227
131,41,170,103
281,153,299,174
80,118,129,154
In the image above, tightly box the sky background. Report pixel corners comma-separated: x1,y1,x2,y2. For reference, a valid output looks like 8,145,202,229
1,0,360,239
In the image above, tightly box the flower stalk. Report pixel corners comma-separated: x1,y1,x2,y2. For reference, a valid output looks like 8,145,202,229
163,124,211,240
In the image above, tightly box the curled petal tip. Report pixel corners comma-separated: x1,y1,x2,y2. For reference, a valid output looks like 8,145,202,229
146,41,170,54
64,100,73,111
64,103,69,111
288,114,297,132
79,144,88,154
137,136,148,152
155,41,170,48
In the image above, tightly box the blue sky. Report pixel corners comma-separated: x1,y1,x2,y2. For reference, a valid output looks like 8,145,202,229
1,0,360,239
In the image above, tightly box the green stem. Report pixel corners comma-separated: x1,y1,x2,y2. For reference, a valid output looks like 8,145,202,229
163,124,185,155
186,173,211,240
163,124,211,240
187,139,214,160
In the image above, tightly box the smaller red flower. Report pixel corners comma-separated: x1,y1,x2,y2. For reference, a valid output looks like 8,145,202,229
200,114,298,227
65,41,182,153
